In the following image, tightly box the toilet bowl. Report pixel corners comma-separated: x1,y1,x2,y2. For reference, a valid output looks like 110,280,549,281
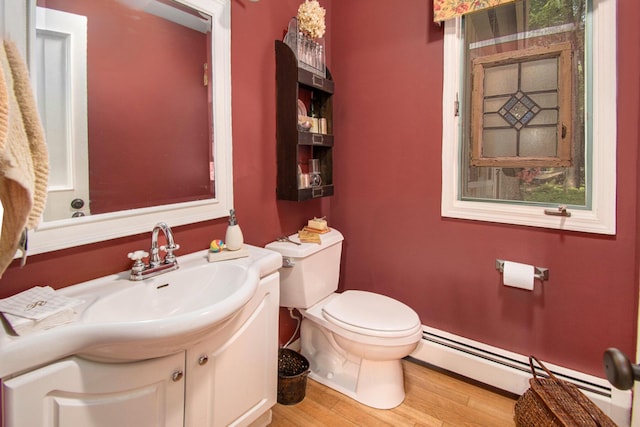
266,229,422,409
301,291,421,409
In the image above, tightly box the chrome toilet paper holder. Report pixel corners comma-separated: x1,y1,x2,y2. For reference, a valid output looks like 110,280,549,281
495,259,549,282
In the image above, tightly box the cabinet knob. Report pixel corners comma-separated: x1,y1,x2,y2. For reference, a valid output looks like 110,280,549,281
198,355,209,366
172,370,184,382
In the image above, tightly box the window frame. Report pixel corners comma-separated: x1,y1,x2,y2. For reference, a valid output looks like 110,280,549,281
441,0,617,235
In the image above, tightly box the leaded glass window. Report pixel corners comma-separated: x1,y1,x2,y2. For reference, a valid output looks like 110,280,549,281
471,43,572,167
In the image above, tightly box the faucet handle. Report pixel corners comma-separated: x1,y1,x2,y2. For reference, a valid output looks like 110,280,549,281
160,244,180,264
160,244,180,252
128,250,149,275
128,250,149,261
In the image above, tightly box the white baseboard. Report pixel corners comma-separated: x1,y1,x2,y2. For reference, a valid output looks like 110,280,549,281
411,326,632,426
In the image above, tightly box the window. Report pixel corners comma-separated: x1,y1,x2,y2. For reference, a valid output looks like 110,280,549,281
441,0,616,234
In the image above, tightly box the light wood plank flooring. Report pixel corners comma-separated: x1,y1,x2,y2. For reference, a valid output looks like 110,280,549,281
271,358,517,426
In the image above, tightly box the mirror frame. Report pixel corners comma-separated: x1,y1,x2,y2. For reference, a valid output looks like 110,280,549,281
4,0,233,255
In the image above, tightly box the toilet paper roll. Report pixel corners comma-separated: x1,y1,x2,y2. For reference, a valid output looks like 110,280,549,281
503,261,535,291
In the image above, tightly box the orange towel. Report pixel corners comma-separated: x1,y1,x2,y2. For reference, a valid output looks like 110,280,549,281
0,40,49,277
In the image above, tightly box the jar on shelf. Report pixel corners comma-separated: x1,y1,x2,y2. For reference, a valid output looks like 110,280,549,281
283,18,326,77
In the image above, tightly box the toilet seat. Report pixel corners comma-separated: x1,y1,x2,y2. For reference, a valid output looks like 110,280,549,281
321,290,421,338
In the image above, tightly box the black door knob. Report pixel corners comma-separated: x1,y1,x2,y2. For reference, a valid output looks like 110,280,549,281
603,348,640,390
71,198,85,209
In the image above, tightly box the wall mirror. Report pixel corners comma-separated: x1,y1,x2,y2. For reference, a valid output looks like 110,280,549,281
1,0,233,255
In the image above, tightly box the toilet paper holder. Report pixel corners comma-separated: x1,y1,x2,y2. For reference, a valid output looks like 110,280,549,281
495,259,549,282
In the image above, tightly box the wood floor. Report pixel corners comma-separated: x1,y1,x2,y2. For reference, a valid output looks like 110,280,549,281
270,358,517,426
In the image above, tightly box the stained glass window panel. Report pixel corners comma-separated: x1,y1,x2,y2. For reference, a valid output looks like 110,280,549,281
483,129,517,157
484,96,510,113
483,63,519,96
521,58,558,92
471,42,570,167
520,127,557,157
483,113,508,127
529,93,558,109
528,109,558,126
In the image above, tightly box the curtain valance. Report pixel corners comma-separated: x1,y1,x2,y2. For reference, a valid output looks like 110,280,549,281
434,0,516,22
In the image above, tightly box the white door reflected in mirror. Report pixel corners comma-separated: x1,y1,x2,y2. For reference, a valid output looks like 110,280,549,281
35,7,90,221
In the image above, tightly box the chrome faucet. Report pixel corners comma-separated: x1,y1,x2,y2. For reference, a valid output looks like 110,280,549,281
128,222,180,281
150,222,179,267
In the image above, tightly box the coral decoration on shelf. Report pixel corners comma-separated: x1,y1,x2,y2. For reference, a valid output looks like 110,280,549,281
297,0,326,39
283,1,327,77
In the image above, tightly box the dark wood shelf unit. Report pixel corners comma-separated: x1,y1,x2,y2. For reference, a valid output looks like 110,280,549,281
275,40,335,201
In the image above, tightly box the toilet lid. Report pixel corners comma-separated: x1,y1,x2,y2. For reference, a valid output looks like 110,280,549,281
321,290,420,337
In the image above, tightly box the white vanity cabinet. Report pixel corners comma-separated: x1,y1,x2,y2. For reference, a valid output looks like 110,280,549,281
2,352,186,427
1,271,280,427
185,272,279,427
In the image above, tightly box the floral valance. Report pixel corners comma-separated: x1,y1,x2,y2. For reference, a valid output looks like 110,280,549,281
434,0,516,22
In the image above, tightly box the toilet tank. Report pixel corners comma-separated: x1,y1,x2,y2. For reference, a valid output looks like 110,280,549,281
265,229,344,309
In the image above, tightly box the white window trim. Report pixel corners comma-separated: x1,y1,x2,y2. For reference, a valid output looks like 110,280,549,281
441,0,617,235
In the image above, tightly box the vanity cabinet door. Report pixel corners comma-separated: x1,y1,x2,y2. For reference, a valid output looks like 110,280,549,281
2,353,185,427
185,273,279,427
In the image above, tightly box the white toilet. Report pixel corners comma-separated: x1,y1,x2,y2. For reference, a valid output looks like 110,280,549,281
266,229,422,409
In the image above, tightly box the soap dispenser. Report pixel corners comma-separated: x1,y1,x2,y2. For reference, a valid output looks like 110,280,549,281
225,209,244,251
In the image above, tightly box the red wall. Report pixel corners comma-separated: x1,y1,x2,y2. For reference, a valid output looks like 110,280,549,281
1,0,637,380
329,0,640,377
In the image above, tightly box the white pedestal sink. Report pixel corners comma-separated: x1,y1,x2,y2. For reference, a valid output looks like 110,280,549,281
83,262,251,323
0,245,282,374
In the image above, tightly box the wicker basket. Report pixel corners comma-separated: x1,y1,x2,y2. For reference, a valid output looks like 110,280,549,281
514,356,617,427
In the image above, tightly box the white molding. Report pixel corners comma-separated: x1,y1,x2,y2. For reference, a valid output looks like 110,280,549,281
10,0,234,255
441,0,617,235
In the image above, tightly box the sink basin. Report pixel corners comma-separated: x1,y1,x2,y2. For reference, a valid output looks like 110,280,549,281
0,246,283,376
83,263,250,324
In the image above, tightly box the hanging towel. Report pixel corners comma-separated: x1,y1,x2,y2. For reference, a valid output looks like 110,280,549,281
0,40,49,277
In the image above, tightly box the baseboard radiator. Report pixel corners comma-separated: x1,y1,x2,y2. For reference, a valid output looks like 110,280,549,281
410,326,632,427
